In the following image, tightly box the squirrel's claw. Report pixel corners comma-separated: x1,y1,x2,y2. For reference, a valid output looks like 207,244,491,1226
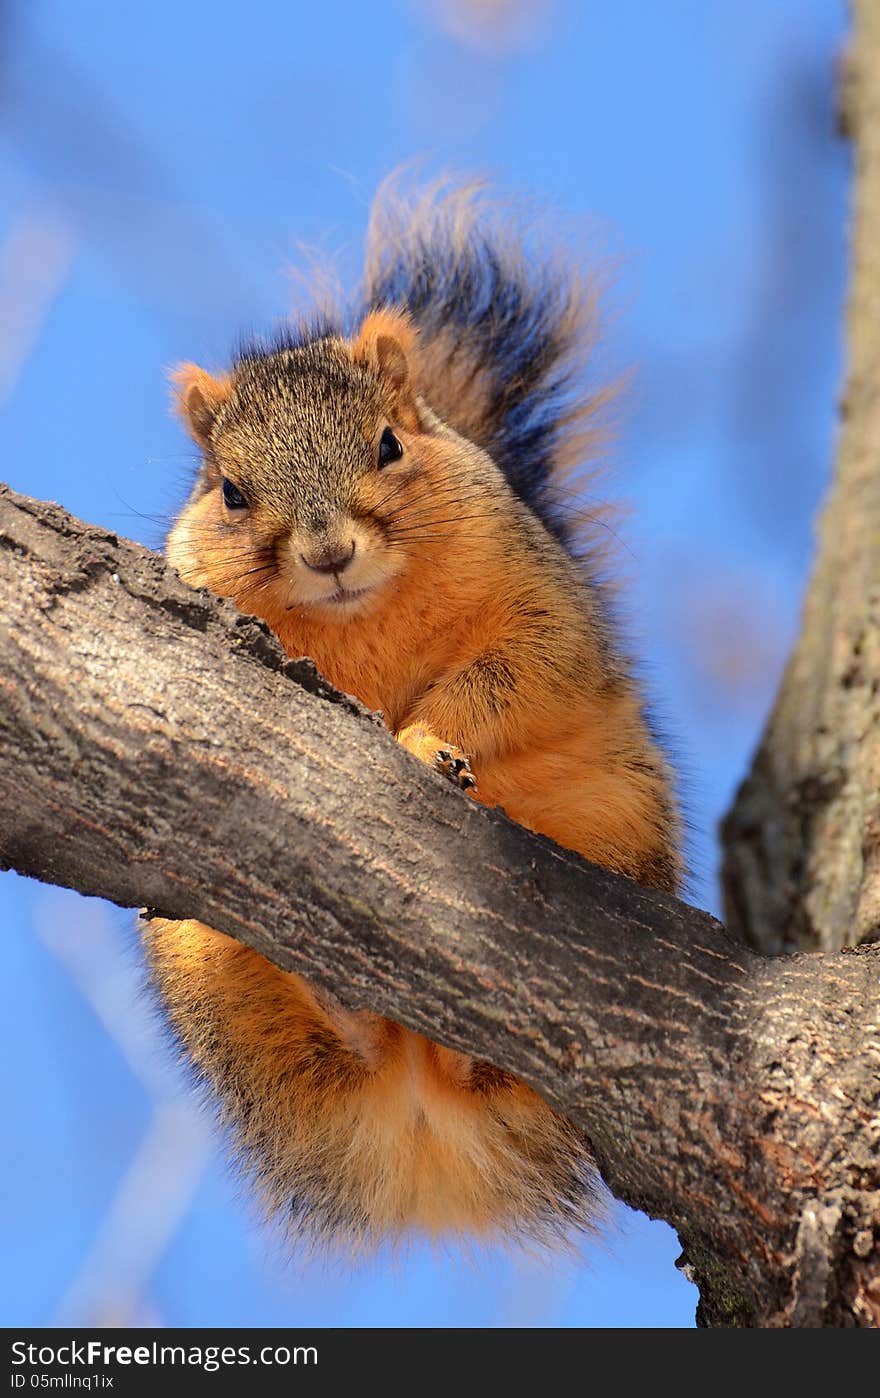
435,746,478,794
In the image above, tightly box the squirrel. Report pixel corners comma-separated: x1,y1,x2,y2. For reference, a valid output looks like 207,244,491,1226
145,179,681,1251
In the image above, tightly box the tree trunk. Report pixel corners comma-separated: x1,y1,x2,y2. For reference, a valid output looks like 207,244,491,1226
722,0,880,958
1,481,878,1327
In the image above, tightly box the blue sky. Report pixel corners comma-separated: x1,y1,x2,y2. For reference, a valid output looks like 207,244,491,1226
0,0,850,1326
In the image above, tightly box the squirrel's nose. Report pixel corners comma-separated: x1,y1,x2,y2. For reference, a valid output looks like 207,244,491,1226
300,540,356,576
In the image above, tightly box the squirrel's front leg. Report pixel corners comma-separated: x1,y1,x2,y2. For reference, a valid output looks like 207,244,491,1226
396,650,526,796
396,722,478,794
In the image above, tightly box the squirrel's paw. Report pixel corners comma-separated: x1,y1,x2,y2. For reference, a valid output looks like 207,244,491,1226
396,724,478,795
434,745,478,792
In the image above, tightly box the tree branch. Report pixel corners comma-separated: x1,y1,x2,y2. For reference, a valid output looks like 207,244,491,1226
1,481,878,1327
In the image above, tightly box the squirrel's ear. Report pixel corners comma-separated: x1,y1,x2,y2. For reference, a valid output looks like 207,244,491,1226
170,364,231,449
353,311,420,427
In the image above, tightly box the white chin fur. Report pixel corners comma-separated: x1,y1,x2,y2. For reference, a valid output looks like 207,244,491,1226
286,583,377,616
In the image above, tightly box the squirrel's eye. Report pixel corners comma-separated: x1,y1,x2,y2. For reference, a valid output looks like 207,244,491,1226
378,426,403,468
222,478,248,510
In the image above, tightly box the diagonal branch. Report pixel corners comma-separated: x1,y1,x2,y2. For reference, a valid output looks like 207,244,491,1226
1,481,877,1327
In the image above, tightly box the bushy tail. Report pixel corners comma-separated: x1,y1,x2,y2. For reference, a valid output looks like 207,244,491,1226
362,176,611,552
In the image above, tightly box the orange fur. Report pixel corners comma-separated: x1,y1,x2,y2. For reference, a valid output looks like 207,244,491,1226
169,364,232,447
353,311,421,431
146,918,596,1245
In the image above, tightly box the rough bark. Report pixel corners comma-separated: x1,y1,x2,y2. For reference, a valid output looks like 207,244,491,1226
722,0,880,957
1,482,878,1327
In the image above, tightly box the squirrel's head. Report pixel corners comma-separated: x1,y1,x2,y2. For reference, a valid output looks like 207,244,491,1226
167,311,465,623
